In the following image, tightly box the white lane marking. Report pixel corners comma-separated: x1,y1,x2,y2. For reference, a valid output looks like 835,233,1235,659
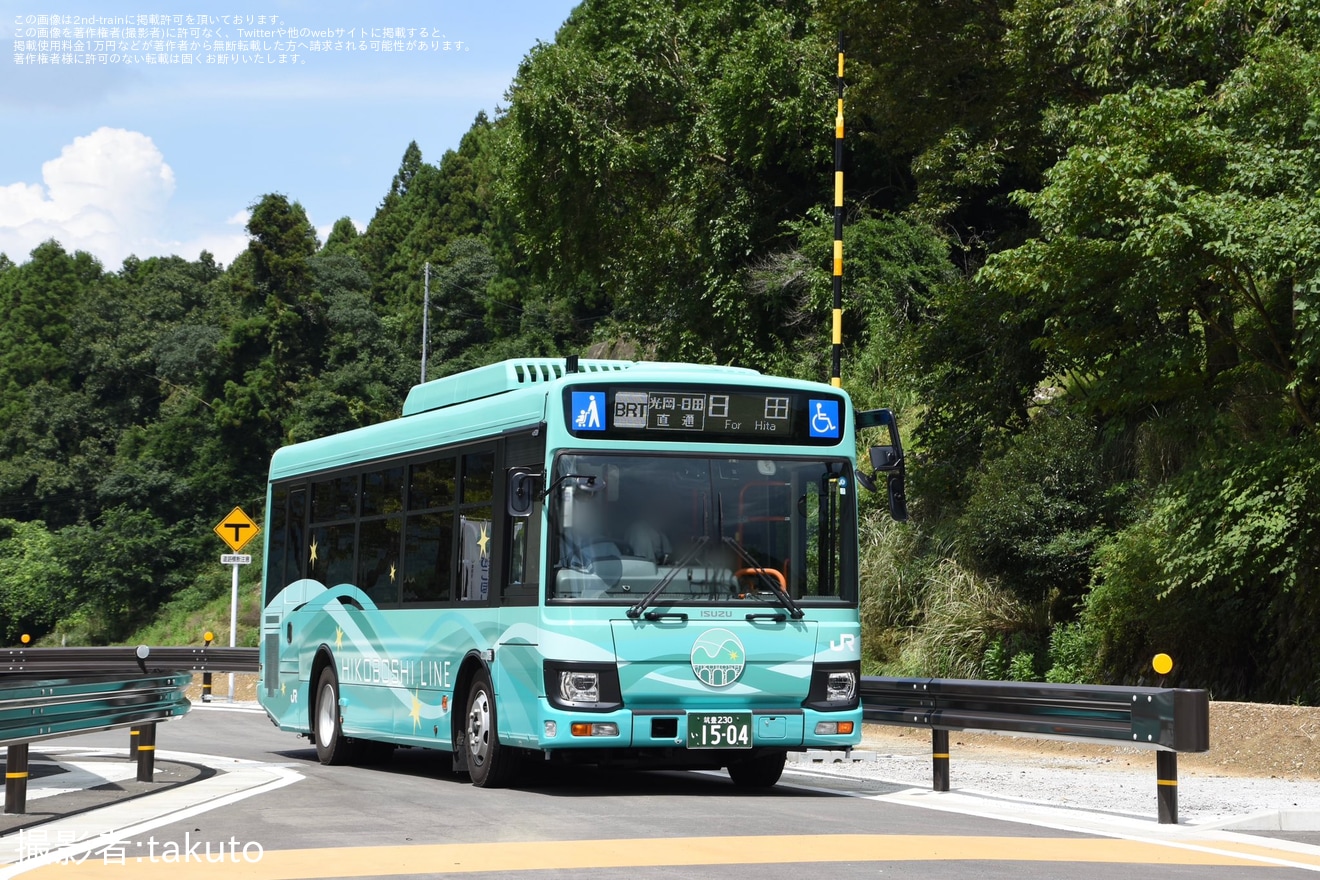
18,761,139,802
0,751,303,878
187,703,268,715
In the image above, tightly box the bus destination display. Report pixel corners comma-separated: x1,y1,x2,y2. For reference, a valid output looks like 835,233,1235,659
567,387,843,443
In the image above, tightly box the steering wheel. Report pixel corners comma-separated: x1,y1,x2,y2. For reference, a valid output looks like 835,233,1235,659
734,567,787,593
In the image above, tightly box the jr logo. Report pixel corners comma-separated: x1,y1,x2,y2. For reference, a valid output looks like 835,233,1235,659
829,634,856,652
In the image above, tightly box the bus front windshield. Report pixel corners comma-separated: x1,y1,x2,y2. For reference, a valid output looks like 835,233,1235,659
548,454,856,606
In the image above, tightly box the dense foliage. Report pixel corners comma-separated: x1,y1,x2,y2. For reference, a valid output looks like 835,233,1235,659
1,0,1317,702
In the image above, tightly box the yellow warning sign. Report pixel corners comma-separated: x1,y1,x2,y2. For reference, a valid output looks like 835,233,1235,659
214,506,260,553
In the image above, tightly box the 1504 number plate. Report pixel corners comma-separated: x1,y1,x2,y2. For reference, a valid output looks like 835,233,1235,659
686,712,752,749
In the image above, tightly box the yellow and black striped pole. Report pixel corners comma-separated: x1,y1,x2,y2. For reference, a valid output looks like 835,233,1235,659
136,722,157,782
932,729,950,792
1157,751,1178,823
831,33,845,389
4,742,29,814
202,630,214,703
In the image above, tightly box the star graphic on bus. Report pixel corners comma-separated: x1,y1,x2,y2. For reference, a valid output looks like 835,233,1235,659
477,526,490,557
389,562,397,582
309,537,319,566
410,691,423,732
335,627,343,651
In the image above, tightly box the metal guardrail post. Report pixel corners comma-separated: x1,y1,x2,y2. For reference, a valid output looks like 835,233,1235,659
1157,751,1178,824
932,729,950,792
4,743,29,814
860,676,1209,823
135,722,157,782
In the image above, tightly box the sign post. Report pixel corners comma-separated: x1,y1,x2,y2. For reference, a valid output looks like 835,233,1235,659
214,507,260,702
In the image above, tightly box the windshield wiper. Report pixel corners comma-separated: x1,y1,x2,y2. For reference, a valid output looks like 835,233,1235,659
626,536,710,619
721,536,805,620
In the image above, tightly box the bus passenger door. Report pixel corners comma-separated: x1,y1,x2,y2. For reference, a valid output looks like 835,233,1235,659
495,429,545,747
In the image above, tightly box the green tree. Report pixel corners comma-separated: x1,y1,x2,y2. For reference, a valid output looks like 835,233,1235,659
502,0,831,360
0,519,68,642
213,195,326,470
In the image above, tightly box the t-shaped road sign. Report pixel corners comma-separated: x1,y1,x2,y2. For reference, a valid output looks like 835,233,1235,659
214,506,260,553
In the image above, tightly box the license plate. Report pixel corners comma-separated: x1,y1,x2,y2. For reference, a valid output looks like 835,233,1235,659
686,712,752,749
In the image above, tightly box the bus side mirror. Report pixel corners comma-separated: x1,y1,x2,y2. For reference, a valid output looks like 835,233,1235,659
507,468,541,517
856,408,908,523
871,445,901,471
885,472,908,521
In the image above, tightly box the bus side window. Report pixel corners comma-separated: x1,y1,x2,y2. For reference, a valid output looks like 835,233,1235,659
265,484,289,606
503,504,541,606
502,430,545,607
282,486,307,588
404,457,457,603
458,451,496,602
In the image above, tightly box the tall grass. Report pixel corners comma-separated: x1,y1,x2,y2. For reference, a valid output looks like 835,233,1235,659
859,512,1044,678
125,566,263,647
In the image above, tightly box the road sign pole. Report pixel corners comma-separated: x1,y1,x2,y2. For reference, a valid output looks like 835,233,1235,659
229,560,239,702
213,506,260,704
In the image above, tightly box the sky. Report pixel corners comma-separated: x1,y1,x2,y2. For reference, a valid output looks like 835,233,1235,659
0,1,581,270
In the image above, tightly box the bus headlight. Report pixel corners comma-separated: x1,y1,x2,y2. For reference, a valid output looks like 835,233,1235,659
826,670,856,702
544,661,623,711
560,671,600,703
804,661,860,711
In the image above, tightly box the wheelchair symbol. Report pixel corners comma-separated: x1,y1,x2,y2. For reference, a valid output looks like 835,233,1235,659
809,400,839,438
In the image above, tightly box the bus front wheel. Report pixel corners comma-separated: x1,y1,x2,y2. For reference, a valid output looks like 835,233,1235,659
464,669,515,787
314,667,359,765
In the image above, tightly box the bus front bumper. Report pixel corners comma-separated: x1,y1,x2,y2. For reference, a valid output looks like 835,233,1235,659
535,703,862,752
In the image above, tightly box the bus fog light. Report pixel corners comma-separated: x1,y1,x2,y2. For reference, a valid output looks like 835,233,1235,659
826,671,856,702
560,671,600,702
544,721,557,738
571,722,619,737
814,721,854,735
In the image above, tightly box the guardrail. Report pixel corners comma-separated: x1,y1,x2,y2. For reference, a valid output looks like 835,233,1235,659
1,646,260,815
860,677,1210,824
1,646,261,676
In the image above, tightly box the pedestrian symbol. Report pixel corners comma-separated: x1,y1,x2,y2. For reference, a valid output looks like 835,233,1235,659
571,391,605,431
214,506,260,552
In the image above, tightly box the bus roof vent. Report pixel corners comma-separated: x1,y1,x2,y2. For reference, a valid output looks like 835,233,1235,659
403,358,635,416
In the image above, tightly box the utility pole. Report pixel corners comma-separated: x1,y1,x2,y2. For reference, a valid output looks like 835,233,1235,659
421,261,430,383
831,33,845,389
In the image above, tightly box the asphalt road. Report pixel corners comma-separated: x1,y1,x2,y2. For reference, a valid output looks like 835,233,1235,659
3,703,1319,879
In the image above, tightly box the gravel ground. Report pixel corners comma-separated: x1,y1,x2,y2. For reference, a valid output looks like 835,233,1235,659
785,719,1320,827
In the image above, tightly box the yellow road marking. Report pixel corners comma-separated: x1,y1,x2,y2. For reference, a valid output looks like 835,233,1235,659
20,834,1301,878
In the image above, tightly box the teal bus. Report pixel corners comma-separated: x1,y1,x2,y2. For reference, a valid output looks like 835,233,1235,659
257,358,906,787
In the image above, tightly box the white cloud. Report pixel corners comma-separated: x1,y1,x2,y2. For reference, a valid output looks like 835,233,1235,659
0,127,253,268
0,130,366,269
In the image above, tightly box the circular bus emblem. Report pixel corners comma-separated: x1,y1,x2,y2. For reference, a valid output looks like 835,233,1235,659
691,629,746,688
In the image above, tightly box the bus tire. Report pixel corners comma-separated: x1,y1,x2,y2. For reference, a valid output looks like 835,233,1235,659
726,751,786,788
464,669,515,787
314,667,359,766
